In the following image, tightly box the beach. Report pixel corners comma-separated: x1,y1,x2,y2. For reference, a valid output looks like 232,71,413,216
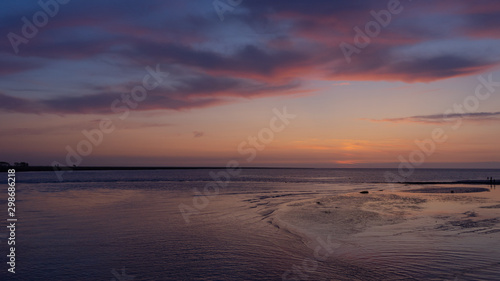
4,169,500,280
267,185,500,280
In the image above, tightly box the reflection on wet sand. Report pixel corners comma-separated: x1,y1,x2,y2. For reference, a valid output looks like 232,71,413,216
245,185,500,280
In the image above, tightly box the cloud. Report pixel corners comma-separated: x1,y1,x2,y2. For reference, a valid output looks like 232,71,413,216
0,71,303,115
193,131,204,138
0,55,45,75
368,111,500,124
1,0,500,115
118,43,311,80
332,82,350,86
0,120,172,136
0,92,40,113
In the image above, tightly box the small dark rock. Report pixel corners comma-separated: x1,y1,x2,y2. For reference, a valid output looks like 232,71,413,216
464,211,477,217
360,191,369,194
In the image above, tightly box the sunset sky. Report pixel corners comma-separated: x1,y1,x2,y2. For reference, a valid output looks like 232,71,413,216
1,0,500,168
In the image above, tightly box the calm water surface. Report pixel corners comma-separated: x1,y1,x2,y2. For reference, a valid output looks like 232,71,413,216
2,168,500,280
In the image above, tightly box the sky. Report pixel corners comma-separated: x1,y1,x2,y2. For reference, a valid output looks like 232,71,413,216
1,0,500,168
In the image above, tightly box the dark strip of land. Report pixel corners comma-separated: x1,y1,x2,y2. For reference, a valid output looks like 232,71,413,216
0,166,300,172
403,180,496,185
403,187,491,193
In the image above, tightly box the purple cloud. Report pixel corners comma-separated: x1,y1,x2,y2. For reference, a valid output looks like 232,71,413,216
192,131,204,138
1,0,500,115
368,111,500,124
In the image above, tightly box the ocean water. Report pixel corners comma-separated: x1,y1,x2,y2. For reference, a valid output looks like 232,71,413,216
15,168,500,186
2,168,500,280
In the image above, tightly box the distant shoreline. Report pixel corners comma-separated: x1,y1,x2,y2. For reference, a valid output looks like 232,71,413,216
0,166,308,172
1,166,500,173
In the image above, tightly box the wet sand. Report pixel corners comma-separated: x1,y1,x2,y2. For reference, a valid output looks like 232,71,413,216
266,185,500,280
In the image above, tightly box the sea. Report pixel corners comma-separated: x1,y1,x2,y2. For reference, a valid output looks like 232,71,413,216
2,168,500,280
